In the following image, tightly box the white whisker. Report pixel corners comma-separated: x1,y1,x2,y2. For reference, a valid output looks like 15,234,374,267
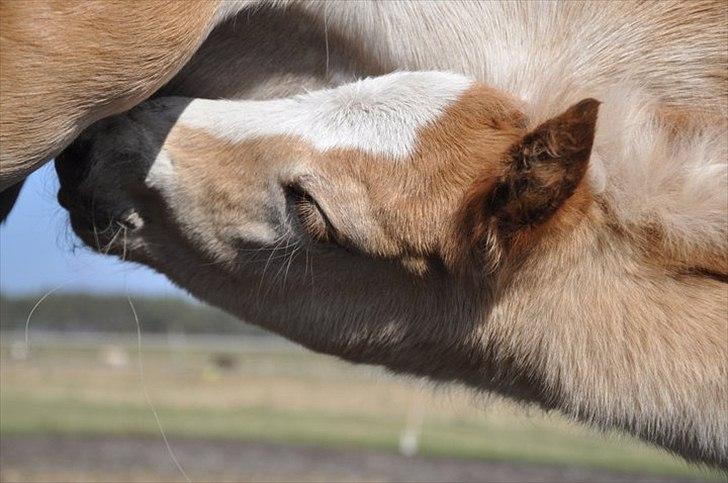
24,284,66,353
102,225,124,255
127,297,192,483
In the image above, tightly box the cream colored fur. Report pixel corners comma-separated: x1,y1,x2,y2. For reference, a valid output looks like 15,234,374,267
55,70,727,468
2,0,726,470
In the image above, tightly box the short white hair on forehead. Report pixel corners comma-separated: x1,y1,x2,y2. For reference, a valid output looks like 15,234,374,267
178,71,474,159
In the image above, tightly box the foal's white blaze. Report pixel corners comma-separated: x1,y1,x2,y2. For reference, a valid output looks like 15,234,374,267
177,71,474,159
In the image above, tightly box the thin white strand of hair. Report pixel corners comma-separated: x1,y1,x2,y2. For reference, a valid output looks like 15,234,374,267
24,284,66,353
127,296,192,483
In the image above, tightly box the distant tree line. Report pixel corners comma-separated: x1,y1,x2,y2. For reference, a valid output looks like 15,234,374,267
0,292,268,336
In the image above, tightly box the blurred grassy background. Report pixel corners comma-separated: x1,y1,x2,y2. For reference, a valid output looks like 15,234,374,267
0,331,721,481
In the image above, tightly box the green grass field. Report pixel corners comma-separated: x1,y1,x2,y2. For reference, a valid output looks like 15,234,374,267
0,334,721,481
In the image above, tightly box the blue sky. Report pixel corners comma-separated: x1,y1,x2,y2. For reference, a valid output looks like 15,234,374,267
0,164,185,297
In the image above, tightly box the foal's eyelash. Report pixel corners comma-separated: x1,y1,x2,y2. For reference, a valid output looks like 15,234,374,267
284,184,336,243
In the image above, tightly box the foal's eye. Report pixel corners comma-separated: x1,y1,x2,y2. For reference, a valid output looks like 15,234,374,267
284,184,335,243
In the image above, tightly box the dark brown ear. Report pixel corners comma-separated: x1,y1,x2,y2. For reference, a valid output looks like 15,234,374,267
449,98,599,276
488,98,599,233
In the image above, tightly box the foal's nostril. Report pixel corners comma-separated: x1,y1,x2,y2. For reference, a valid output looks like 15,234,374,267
56,137,95,190
55,134,99,211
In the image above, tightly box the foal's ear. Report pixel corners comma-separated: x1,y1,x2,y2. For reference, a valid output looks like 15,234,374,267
488,98,599,233
451,99,599,274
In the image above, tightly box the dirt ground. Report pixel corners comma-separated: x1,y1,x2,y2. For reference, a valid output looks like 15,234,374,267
0,434,707,483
